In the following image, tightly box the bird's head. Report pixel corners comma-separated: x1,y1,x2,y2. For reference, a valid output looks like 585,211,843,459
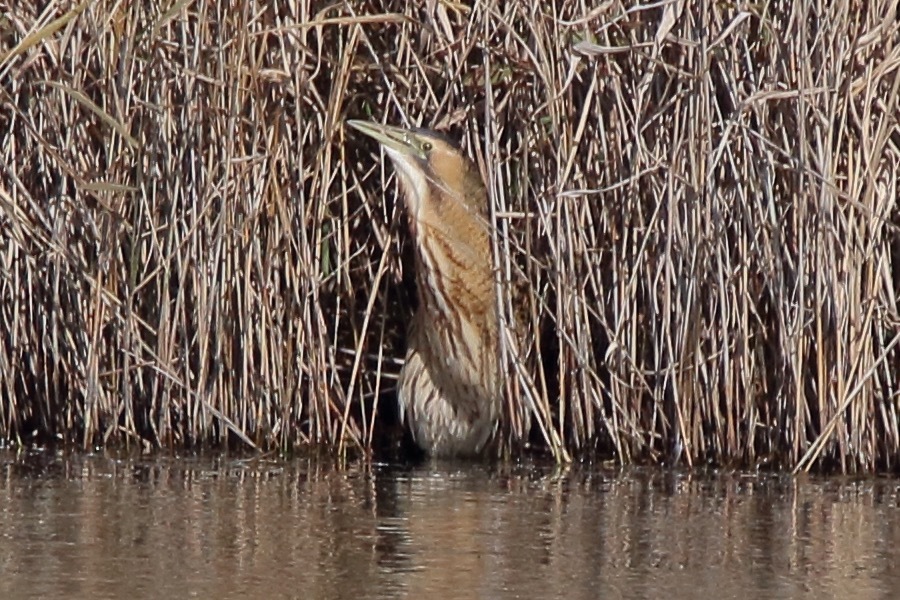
347,120,489,242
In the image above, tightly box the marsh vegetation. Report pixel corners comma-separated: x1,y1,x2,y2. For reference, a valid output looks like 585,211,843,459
1,1,898,471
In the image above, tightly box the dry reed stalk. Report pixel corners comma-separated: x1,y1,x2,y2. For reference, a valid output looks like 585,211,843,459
0,0,898,471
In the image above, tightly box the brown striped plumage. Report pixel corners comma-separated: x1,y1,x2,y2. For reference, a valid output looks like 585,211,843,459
348,120,501,457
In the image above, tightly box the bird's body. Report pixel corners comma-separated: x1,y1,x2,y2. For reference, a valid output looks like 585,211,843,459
348,120,501,457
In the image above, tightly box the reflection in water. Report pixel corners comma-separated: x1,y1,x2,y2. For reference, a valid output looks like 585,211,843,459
0,451,898,599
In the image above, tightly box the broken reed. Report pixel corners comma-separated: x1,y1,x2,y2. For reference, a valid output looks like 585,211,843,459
1,0,898,471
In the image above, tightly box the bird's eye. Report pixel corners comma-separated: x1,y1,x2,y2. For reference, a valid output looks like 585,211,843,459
421,141,433,152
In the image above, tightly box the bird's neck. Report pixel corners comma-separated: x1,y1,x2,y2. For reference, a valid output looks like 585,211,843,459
412,217,498,337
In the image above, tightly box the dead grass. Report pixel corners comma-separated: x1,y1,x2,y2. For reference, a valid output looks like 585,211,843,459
1,0,898,471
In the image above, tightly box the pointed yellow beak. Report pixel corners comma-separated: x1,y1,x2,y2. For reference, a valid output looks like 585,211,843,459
346,120,428,161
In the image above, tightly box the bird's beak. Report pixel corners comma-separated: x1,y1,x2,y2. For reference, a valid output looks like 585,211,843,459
346,120,427,161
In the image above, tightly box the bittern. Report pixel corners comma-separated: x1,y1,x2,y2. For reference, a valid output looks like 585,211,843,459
348,120,502,457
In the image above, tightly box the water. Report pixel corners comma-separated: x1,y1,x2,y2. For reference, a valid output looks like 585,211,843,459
1,450,898,599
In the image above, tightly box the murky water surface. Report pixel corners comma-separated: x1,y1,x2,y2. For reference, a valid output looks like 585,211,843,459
1,450,898,599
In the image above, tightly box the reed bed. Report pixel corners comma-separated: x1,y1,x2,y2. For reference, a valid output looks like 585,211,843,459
1,0,898,471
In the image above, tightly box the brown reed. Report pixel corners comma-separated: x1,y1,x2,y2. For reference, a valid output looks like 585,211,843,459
1,0,898,472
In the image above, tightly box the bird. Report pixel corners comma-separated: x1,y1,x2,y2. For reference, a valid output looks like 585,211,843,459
347,120,502,457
